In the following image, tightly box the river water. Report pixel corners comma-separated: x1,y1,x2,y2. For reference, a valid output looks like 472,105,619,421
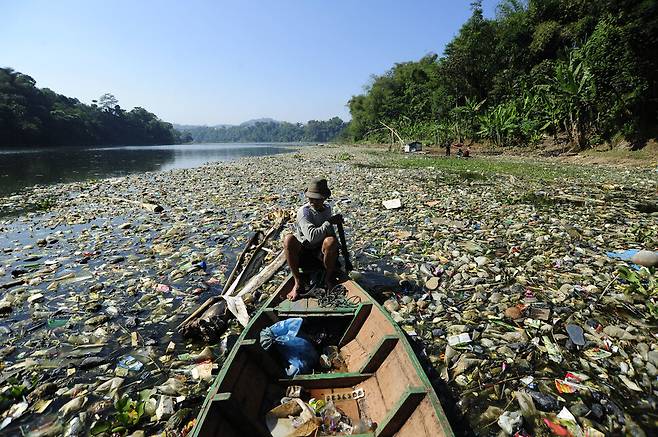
0,143,298,197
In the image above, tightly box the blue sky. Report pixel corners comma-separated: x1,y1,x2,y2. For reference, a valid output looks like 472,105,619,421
1,1,498,125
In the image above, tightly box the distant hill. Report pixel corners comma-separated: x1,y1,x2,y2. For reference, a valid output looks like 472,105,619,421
173,118,280,131
176,117,347,143
240,118,279,127
173,123,233,130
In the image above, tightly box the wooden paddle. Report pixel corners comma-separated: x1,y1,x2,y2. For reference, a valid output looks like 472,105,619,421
335,217,353,273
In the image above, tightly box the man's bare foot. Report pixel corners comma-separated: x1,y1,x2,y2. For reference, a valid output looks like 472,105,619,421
287,282,303,301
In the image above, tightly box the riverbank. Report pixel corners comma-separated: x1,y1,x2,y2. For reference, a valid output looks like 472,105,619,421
0,145,656,435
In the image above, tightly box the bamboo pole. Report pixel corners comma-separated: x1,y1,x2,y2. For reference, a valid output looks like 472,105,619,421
221,231,262,295
233,216,287,291
176,296,219,331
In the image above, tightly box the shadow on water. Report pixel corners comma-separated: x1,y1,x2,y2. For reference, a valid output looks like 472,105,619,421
0,143,296,197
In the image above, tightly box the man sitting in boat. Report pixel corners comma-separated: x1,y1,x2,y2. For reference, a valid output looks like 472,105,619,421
284,178,342,301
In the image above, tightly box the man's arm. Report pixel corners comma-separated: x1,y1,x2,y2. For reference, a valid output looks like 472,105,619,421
298,209,333,246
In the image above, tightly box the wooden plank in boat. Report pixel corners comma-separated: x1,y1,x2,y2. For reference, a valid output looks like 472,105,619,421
375,387,426,437
211,392,271,437
360,335,398,374
275,296,357,315
339,303,373,347
241,339,282,378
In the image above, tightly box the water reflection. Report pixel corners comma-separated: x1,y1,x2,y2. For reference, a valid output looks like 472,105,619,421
0,143,295,196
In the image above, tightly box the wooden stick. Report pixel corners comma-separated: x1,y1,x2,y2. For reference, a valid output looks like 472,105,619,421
233,217,287,291
595,273,619,306
221,231,262,295
236,250,286,297
336,220,353,273
0,279,24,290
380,121,405,151
176,296,219,331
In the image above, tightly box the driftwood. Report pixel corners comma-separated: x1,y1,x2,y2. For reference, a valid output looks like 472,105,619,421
179,300,230,342
179,211,290,340
176,296,219,331
107,196,163,212
222,231,262,295
232,216,288,292
236,250,286,298
1,279,25,290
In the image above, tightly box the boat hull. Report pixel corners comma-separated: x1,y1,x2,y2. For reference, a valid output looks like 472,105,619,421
191,276,454,437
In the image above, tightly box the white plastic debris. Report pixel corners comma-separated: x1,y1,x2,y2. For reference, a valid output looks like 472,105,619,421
382,198,402,209
447,333,471,346
155,395,175,421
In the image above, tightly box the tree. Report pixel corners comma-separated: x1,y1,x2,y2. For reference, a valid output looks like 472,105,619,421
346,0,658,147
0,68,180,148
98,93,119,113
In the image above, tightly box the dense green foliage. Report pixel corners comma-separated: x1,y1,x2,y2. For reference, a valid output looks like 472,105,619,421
348,0,658,149
0,68,180,147
178,117,347,143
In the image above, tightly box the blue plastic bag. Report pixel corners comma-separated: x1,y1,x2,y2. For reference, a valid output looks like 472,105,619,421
261,318,318,376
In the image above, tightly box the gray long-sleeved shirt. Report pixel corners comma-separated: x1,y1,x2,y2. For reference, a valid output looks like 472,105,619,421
294,203,334,248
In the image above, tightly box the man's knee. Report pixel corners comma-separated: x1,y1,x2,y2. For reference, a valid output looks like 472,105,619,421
284,234,300,251
322,236,338,252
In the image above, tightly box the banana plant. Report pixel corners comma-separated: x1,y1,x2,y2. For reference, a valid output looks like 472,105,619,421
450,97,486,141
549,52,597,149
477,102,521,147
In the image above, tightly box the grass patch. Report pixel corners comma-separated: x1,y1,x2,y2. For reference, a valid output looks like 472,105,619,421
362,149,388,157
453,170,487,181
581,146,658,163
360,153,612,182
34,196,57,211
336,152,352,161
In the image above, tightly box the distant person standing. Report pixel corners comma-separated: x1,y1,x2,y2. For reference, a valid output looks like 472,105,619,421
445,142,451,156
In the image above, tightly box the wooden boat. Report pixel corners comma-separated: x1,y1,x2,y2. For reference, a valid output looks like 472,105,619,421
190,275,455,437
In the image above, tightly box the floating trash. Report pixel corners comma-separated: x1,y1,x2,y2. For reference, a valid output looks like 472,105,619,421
0,146,656,435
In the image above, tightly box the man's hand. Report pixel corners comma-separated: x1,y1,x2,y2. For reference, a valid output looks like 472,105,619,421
328,214,343,225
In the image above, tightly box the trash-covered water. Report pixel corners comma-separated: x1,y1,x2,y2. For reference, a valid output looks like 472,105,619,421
0,145,656,436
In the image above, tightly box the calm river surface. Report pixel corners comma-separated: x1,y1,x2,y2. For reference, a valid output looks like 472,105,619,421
0,143,299,197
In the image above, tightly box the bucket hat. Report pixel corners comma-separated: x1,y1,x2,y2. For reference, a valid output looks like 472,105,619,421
305,178,331,199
